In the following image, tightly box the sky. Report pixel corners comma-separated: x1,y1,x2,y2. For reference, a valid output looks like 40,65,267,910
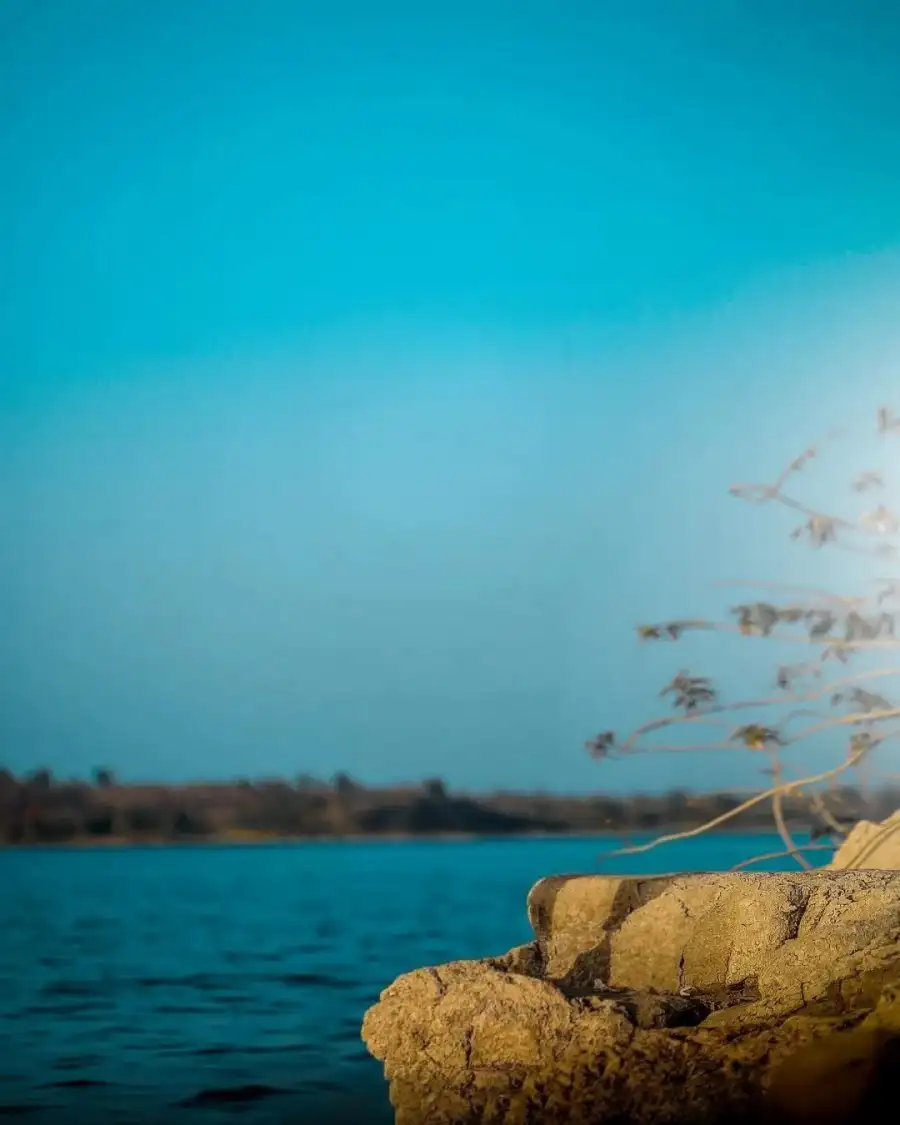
2,0,900,792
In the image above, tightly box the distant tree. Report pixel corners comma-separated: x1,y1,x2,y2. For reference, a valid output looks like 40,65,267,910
84,810,115,836
92,766,116,788
662,789,690,825
32,816,77,843
332,771,358,796
126,806,164,833
171,809,210,837
423,778,448,801
257,778,292,794
24,767,52,791
586,407,900,870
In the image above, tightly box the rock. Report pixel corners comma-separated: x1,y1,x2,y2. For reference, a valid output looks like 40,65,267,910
767,984,900,1123
830,809,900,869
361,871,900,1124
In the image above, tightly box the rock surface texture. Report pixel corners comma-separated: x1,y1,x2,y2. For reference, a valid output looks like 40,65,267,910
830,809,900,869
361,871,900,1124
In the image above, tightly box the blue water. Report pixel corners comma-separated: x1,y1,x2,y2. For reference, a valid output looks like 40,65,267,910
2,834,827,1123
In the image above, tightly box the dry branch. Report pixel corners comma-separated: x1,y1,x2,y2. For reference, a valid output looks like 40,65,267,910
587,407,900,870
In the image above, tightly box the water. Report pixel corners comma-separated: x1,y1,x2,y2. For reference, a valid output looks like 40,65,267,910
2,834,827,1123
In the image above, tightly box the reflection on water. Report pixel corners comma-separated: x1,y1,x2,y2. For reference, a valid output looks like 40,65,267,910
2,833,814,1122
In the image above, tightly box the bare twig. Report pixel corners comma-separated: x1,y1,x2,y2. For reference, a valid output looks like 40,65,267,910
730,843,836,871
655,620,899,649
597,752,867,862
710,580,864,608
619,667,900,756
614,707,900,757
769,749,811,868
806,789,850,840
588,407,900,872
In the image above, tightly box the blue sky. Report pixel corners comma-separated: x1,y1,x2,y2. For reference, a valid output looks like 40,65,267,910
2,1,900,791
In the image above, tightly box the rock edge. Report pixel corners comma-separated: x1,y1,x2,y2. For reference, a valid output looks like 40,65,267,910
362,871,900,1124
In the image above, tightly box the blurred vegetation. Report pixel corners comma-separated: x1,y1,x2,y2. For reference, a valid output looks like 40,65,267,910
0,765,896,846
586,407,900,868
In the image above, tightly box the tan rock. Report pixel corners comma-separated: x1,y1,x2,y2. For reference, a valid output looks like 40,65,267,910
362,871,900,1124
830,809,900,869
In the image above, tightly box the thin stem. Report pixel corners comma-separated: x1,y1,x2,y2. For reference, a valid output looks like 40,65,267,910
806,789,849,840
710,579,864,608
698,621,900,649
786,707,900,743
622,714,756,752
620,667,900,755
592,411,900,870
773,492,861,533
769,749,811,869
596,752,865,862
639,615,900,649
618,706,900,757
730,843,836,871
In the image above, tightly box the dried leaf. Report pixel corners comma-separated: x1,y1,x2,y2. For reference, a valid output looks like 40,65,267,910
859,505,900,534
851,470,884,492
732,602,779,636
731,724,782,750
660,671,717,713
807,612,836,638
849,687,893,712
849,732,878,757
637,625,663,641
585,732,616,759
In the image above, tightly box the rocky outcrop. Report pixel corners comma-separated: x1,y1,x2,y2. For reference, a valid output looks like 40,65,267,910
831,809,900,869
361,871,900,1124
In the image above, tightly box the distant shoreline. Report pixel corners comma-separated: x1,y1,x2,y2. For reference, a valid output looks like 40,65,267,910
2,771,883,848
0,824,825,849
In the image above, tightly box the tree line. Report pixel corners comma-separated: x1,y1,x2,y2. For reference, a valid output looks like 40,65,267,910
1,766,894,845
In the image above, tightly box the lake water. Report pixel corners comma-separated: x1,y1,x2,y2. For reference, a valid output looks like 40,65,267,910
2,834,828,1124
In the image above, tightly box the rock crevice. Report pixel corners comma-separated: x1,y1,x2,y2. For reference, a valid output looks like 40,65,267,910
362,871,900,1124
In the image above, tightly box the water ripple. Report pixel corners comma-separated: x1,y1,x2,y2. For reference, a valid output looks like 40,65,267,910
175,1084,287,1108
3,835,790,1123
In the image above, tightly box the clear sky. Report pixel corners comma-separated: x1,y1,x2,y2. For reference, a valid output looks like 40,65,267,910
2,1,900,792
